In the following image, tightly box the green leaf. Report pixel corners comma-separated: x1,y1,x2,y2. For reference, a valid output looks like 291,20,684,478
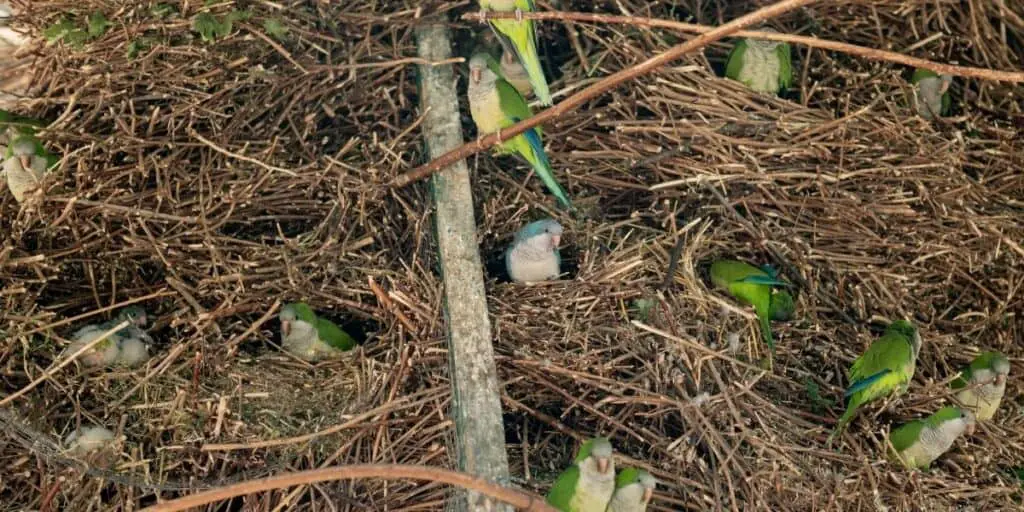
65,29,90,49
263,18,288,39
43,18,76,43
193,12,221,42
151,3,178,18
219,10,251,36
126,39,143,59
87,12,111,38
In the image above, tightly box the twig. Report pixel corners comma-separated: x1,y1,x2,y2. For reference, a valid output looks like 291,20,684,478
0,321,129,407
140,464,558,512
368,276,418,333
464,11,1024,83
391,0,823,188
189,129,299,176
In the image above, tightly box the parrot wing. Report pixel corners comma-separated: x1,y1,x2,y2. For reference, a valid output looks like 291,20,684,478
949,364,972,390
888,419,925,453
546,464,581,511
724,39,747,81
776,42,792,90
316,317,357,351
847,333,913,396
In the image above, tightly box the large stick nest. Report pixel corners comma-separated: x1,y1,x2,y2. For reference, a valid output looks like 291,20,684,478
1,0,1022,510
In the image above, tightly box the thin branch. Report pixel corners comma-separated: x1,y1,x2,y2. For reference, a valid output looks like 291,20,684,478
140,464,558,512
462,11,1024,83
391,0,822,188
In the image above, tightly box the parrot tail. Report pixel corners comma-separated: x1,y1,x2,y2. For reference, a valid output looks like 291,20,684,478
519,125,572,209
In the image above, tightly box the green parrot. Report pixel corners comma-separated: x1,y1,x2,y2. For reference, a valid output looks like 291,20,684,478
546,436,616,512
67,306,153,368
889,406,975,469
724,28,792,94
478,0,552,106
467,52,571,209
910,68,952,120
0,111,59,202
607,467,657,512
278,302,356,361
709,259,795,354
951,351,1010,421
828,320,923,445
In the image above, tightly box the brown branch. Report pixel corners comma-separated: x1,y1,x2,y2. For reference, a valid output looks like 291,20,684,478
462,11,1024,83
140,464,557,512
391,0,822,189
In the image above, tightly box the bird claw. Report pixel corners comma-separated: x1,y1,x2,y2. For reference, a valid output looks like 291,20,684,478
478,8,489,24
514,8,524,22
494,128,504,145
476,135,487,151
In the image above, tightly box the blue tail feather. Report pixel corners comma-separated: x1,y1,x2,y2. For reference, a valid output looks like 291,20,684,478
844,369,891,398
739,275,791,287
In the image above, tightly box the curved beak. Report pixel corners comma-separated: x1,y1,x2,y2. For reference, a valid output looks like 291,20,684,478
281,320,291,337
996,374,1007,385
642,488,654,504
551,234,561,248
596,456,609,474
470,67,481,84
19,155,31,170
965,422,976,436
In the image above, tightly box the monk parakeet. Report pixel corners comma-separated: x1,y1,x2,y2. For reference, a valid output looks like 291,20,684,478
467,53,571,209
505,218,562,283
709,259,795,353
64,425,117,456
951,351,1010,421
546,437,616,512
724,28,792,94
911,68,952,120
889,406,975,469
479,0,552,106
828,320,922,444
278,302,356,361
607,467,657,512
0,112,58,202
67,306,153,368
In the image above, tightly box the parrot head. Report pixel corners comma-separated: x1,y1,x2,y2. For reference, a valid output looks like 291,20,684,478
9,135,36,169
516,218,563,252
886,320,921,356
746,27,783,51
577,436,614,474
615,468,658,504
929,406,976,437
279,304,299,337
468,53,500,87
118,306,149,328
973,351,1011,385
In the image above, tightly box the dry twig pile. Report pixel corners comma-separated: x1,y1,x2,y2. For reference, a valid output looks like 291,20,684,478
1,0,1022,510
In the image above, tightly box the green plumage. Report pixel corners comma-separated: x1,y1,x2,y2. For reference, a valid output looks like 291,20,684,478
284,302,356,352
889,406,973,469
710,259,794,353
829,320,921,444
724,36,792,94
467,53,572,209
479,0,552,106
545,437,615,512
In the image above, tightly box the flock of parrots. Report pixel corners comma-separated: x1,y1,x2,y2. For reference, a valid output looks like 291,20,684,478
0,2,995,511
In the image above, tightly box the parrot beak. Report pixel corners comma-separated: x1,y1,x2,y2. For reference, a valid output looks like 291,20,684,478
965,422,976,436
550,234,560,248
642,488,654,504
596,456,610,474
470,67,481,84
281,320,291,337
996,374,1006,385
19,155,31,170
